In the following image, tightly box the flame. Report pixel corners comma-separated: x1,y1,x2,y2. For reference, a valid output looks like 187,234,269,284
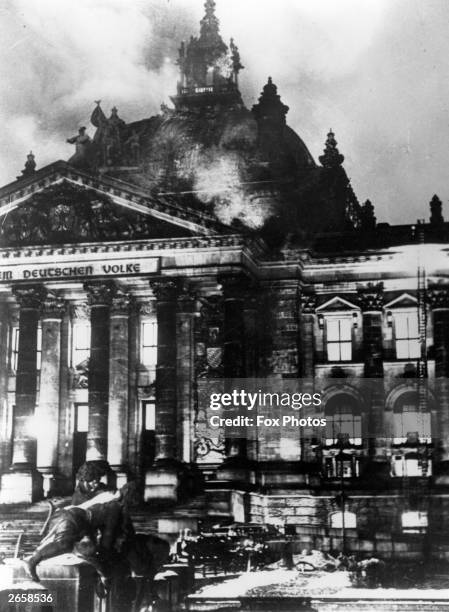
190,152,273,229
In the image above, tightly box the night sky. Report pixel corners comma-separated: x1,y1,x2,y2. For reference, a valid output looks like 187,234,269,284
1,0,449,225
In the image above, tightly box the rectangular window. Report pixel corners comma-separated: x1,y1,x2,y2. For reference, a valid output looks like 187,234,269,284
394,311,420,359
75,403,89,433
72,323,90,368
401,510,428,533
141,321,157,378
143,401,156,431
36,326,42,371
326,318,352,362
10,327,19,371
392,455,432,477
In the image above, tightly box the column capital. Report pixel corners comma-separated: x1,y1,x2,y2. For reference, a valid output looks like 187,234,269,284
70,303,91,320
357,282,384,312
12,285,47,309
218,272,252,298
428,284,449,309
111,290,133,316
150,278,181,302
41,292,66,319
84,281,117,306
300,291,316,314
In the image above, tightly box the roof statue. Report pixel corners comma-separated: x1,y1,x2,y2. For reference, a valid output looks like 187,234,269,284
66,127,92,168
17,151,36,179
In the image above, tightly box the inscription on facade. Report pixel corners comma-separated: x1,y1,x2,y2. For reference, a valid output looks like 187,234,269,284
0,258,159,282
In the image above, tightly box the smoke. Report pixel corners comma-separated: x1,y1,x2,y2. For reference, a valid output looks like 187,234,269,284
192,153,273,229
1,0,449,225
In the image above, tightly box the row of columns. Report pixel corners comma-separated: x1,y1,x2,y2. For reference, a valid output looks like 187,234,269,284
0,278,192,503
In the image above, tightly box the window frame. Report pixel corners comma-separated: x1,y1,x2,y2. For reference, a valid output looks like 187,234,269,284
325,315,353,362
140,319,158,378
392,308,420,360
71,321,91,369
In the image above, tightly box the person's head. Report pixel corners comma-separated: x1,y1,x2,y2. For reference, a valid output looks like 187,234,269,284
79,127,86,134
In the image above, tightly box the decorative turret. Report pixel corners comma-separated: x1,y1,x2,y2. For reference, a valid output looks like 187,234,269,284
172,0,243,108
360,199,376,231
252,77,289,126
319,130,344,168
430,194,444,225
17,151,36,179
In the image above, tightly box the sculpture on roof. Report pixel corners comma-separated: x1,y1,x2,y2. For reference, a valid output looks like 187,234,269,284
17,151,36,180
67,127,92,168
90,101,126,167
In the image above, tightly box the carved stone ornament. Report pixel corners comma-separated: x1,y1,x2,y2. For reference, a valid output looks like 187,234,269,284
0,182,188,247
300,292,316,314
428,284,449,309
149,278,180,301
138,301,156,317
84,281,117,306
12,285,47,309
111,290,132,315
42,292,66,318
357,282,384,311
71,303,91,320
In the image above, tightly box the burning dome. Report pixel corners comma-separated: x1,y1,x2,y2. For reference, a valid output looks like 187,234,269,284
67,0,363,240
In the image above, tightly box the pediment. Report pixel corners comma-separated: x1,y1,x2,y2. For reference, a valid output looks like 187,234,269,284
0,162,224,247
316,296,359,312
385,293,418,309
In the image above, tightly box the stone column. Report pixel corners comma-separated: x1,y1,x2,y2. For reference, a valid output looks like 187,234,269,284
177,286,196,464
0,303,10,475
217,273,254,483
299,291,316,463
144,278,181,502
299,292,316,378
36,293,66,497
428,285,449,481
107,290,131,489
0,285,46,503
84,281,116,462
357,283,386,473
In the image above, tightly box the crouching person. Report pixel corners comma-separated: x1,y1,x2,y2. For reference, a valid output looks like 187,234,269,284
24,490,121,585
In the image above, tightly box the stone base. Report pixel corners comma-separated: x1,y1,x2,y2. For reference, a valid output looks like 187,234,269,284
0,556,98,612
144,467,180,503
0,470,42,504
216,464,255,486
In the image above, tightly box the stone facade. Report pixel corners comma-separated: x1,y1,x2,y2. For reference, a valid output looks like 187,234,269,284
0,0,448,560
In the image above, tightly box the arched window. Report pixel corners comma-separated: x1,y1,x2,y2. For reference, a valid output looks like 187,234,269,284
393,392,431,445
325,394,362,446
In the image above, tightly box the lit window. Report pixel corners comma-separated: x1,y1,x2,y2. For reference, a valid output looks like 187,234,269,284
325,455,360,478
36,326,42,371
10,327,19,371
325,395,362,446
393,311,420,359
392,454,432,477
326,318,352,362
141,321,157,377
72,323,90,368
393,392,431,444
143,401,156,431
9,326,41,371
401,511,428,533
330,511,357,529
75,404,89,433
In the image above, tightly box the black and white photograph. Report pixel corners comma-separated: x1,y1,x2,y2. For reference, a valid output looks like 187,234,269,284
1,0,449,610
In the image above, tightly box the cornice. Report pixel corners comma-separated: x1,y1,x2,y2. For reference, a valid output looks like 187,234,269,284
0,234,251,260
